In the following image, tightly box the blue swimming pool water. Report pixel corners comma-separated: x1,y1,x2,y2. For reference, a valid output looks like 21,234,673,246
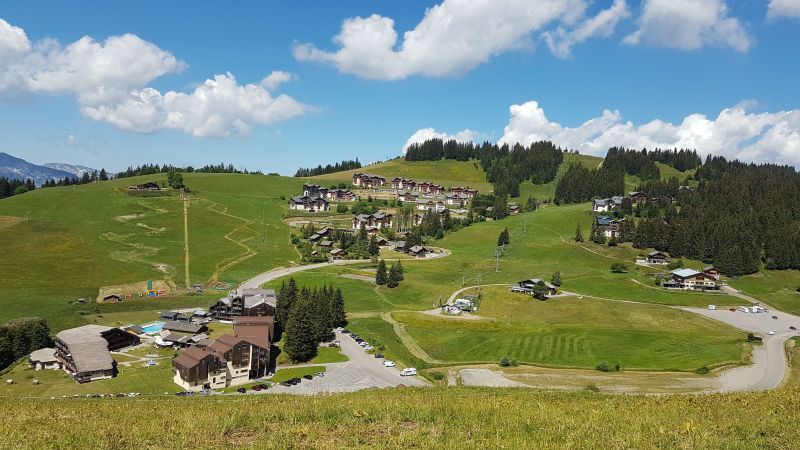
141,322,165,334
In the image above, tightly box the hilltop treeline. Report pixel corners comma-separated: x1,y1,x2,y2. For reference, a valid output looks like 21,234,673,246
604,148,660,180
0,318,51,370
554,164,625,204
115,163,257,178
405,138,563,197
295,159,361,177
276,279,346,362
0,177,35,199
610,158,800,275
648,148,702,172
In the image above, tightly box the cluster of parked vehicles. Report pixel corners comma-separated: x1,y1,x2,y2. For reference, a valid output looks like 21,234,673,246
341,328,417,377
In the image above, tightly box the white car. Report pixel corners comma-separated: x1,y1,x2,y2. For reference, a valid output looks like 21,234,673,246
400,367,417,377
766,330,775,335
383,360,396,367
364,345,374,351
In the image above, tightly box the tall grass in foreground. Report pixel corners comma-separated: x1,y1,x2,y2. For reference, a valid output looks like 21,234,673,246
2,387,798,448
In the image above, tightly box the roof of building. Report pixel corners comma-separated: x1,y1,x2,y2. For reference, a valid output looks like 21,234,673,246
55,325,117,373
29,347,57,363
173,346,213,369
242,289,277,309
648,251,668,257
671,268,702,278
330,248,346,255
319,240,333,247
408,245,428,253
163,321,205,334
233,316,272,349
160,311,179,319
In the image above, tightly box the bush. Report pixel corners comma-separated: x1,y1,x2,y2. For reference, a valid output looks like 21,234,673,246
584,384,600,392
695,366,710,375
610,263,628,273
499,355,511,367
430,371,445,381
336,203,349,213
596,362,611,372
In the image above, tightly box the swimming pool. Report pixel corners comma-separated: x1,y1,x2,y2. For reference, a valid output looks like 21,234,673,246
141,322,165,334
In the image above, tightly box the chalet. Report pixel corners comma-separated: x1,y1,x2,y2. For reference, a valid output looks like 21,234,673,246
402,179,416,190
326,189,357,202
102,294,122,303
289,195,330,212
394,241,407,252
645,251,670,265
629,191,648,204
429,184,445,195
29,348,61,371
375,236,390,247
209,289,277,321
595,216,626,238
127,181,160,191
408,245,431,258
663,269,719,291
450,187,479,198
703,266,722,280
302,183,327,198
352,212,393,230
160,311,180,321
163,321,207,335
391,177,406,190
509,204,520,214
352,173,385,189
418,182,444,194
308,233,322,243
397,190,419,203
592,196,624,213
172,316,273,391
55,325,140,383
330,248,347,260
516,279,558,296
445,193,469,207
318,239,333,248
416,199,446,212
317,227,332,237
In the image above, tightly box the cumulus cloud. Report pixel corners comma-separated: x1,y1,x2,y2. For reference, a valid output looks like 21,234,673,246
0,18,308,137
624,0,752,52
294,0,594,80
402,127,479,153
768,0,800,19
82,73,309,137
544,0,630,58
497,100,800,166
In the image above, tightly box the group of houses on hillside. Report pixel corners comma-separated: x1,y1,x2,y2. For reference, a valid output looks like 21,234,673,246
639,251,722,291
289,183,360,212
352,173,386,188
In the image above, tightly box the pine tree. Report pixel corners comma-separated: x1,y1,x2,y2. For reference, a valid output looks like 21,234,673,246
497,228,510,246
276,277,298,329
331,288,346,327
368,235,379,256
575,223,584,242
551,271,562,287
396,260,404,281
283,296,318,363
375,260,388,285
387,262,400,288
607,235,618,247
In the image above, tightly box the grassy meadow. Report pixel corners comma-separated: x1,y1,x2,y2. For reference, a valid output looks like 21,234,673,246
1,386,799,448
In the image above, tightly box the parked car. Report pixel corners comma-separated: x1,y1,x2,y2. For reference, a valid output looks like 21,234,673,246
374,353,384,359
280,381,292,387
257,383,269,389
252,385,263,391
364,345,374,351
303,374,314,380
236,388,246,393
400,368,418,377
790,326,797,330
383,360,396,367
316,372,325,377
290,377,302,385
772,315,779,320
341,329,350,334
766,330,775,335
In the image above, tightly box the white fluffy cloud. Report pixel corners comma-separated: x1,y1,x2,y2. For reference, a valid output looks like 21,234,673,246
402,127,479,153
82,73,309,137
0,18,308,137
768,0,800,19
624,0,751,52
497,100,800,166
294,0,595,80
544,0,630,58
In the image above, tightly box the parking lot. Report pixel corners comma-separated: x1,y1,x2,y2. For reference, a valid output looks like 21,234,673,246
259,331,428,395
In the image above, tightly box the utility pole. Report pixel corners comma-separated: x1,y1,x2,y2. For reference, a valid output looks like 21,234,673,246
523,213,527,233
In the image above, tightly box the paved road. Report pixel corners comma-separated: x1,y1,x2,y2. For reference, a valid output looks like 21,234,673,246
685,307,800,392
261,331,428,395
238,261,364,290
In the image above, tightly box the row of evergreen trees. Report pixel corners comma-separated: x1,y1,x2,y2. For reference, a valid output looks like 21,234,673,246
647,148,702,172
554,164,625,204
115,163,256,178
604,147,660,180
0,318,51,370
294,159,362,177
404,139,564,197
0,177,35,199
276,279,346,363
41,168,110,188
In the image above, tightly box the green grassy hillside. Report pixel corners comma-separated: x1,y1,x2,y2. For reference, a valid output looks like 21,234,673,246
311,158,493,192
0,173,302,330
1,385,798,448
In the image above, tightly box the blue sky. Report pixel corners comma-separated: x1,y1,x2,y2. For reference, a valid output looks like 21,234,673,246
1,0,799,174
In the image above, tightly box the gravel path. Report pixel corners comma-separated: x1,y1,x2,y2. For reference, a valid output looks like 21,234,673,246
459,369,527,388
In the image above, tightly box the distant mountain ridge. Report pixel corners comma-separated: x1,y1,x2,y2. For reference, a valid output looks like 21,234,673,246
42,162,100,178
0,152,77,186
